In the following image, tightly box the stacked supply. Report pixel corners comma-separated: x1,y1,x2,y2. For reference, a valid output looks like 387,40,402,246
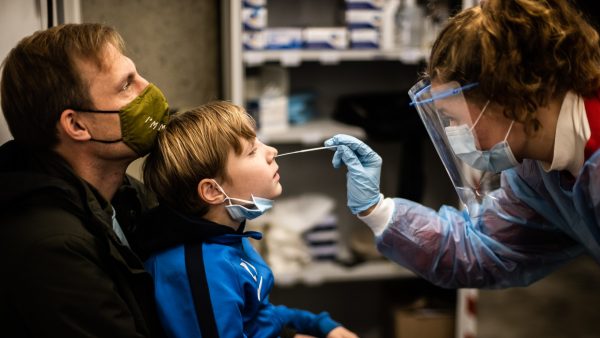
246,194,341,277
345,0,383,49
303,214,340,261
242,0,268,50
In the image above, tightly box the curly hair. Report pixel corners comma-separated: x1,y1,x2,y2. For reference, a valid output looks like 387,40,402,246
428,0,600,133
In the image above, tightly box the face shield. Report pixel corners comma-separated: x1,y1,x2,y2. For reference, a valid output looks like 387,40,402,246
408,79,506,217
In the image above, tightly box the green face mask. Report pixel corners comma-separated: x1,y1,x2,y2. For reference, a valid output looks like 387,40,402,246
75,83,170,156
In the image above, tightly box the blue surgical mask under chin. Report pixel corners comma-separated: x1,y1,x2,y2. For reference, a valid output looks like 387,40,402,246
213,181,274,222
445,102,519,173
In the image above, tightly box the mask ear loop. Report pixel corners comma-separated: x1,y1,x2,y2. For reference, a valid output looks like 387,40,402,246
469,100,491,132
211,179,255,206
504,120,515,142
211,179,233,206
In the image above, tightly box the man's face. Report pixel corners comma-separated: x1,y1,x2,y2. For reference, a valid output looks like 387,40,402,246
75,42,150,156
221,137,282,201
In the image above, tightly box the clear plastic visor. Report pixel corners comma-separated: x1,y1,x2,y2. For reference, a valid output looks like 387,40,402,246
408,79,500,217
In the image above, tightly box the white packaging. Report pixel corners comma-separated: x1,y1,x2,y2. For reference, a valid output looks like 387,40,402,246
303,27,348,50
243,31,266,50
265,28,303,49
345,0,385,10
259,95,289,134
350,29,380,49
242,7,267,31
243,0,267,8
381,0,400,50
346,9,383,29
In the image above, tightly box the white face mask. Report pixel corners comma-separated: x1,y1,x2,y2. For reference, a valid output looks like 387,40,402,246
445,101,519,173
212,180,273,222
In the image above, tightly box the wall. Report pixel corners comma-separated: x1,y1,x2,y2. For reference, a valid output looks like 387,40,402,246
81,0,220,111
80,0,221,179
0,0,44,144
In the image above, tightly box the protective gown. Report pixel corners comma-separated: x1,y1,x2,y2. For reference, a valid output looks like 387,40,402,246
375,152,600,288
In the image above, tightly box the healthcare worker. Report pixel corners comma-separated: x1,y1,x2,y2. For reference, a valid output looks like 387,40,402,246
325,0,600,288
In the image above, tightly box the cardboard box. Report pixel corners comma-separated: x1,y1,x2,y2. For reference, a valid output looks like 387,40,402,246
393,308,455,338
243,0,266,8
303,27,348,50
243,31,266,50
345,0,385,10
265,28,303,49
345,9,383,29
242,7,267,31
349,28,379,49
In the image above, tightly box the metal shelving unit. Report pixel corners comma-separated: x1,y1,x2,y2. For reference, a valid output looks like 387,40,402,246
221,1,480,337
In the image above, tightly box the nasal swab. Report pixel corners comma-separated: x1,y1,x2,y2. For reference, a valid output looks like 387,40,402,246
275,145,338,158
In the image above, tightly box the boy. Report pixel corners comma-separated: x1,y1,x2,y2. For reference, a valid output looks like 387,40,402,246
136,101,357,338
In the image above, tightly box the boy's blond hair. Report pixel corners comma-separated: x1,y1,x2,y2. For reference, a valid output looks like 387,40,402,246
143,101,256,215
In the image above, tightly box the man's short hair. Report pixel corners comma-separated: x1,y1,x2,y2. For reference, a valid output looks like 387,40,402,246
1,23,124,149
143,101,257,215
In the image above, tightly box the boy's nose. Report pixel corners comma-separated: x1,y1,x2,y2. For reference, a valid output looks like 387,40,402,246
268,146,278,160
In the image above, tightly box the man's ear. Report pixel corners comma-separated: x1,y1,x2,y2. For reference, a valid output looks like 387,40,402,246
58,109,91,141
198,179,225,205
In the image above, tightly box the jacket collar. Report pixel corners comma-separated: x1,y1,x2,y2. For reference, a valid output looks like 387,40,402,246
131,204,261,260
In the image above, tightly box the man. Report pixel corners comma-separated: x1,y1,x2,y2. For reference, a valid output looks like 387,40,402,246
0,23,169,337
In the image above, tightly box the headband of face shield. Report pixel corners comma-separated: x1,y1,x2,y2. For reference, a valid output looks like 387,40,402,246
212,180,273,222
408,79,518,215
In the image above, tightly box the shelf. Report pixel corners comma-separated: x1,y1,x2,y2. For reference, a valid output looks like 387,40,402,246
258,119,366,145
275,260,415,287
244,48,427,67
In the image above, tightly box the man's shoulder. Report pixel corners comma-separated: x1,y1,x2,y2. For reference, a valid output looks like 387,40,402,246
0,204,97,253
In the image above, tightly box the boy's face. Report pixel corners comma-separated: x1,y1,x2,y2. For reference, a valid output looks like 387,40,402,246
221,137,281,200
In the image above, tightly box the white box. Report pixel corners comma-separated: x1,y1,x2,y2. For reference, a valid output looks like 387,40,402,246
346,9,383,29
259,95,289,134
303,27,348,50
265,28,303,49
350,29,380,49
243,31,266,50
393,308,455,338
243,0,267,8
345,0,384,10
242,7,267,31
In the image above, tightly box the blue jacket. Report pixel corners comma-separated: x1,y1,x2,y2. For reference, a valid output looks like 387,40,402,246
376,150,600,289
134,205,339,338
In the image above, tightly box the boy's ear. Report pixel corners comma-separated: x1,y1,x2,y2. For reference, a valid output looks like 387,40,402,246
198,179,225,205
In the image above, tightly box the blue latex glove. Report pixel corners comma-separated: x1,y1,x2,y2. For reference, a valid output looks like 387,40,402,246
324,134,382,214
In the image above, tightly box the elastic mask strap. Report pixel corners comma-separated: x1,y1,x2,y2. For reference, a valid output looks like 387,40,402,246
227,197,255,206
470,100,491,132
75,109,121,114
212,180,256,206
76,109,124,143
211,180,233,206
504,120,515,142
90,138,123,144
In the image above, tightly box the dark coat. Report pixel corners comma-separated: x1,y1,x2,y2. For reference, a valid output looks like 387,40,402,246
0,140,166,338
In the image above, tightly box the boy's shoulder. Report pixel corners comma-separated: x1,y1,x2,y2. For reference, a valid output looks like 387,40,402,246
146,239,248,273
